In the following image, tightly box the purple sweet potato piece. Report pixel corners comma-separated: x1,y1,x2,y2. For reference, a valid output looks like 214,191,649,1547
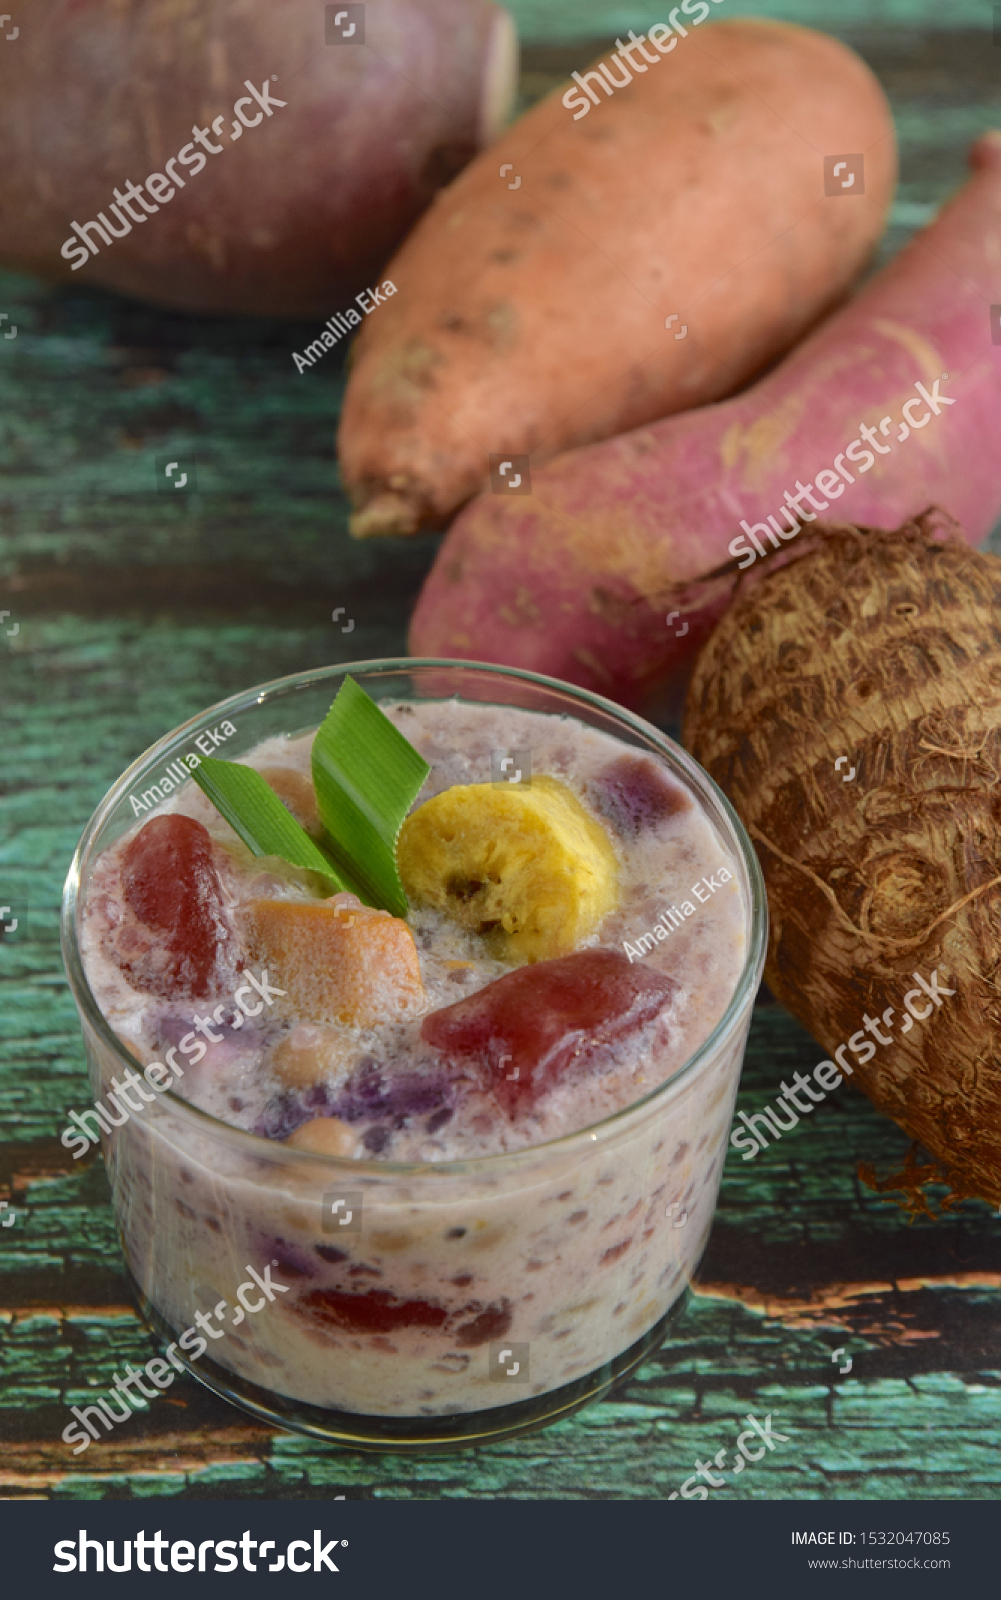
0,0,517,316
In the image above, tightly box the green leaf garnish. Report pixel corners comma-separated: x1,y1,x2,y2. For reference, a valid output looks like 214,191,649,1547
191,756,361,898
311,676,430,918
189,678,430,915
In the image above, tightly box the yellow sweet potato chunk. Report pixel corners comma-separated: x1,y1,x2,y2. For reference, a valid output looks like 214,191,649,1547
397,775,618,962
246,895,425,1027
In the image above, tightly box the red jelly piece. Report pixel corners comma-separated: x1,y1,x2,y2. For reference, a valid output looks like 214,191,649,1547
422,949,676,1117
120,814,231,998
591,755,689,837
296,1288,511,1346
298,1289,448,1337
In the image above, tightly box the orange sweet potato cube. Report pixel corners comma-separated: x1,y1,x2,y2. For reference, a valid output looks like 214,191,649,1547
245,897,425,1027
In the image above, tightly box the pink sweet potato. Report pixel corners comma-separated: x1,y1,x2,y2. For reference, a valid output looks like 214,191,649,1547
411,133,1001,714
0,0,517,317
340,17,896,537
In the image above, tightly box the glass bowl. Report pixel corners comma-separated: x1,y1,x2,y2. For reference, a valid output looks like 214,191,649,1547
61,659,766,1451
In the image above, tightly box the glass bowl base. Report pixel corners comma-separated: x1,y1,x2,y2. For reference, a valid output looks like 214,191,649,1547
127,1266,692,1454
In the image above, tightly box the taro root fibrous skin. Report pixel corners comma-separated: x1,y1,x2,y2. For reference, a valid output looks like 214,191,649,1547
683,508,1001,1207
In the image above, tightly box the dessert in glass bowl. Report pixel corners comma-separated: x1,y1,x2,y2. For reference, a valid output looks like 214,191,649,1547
62,660,765,1449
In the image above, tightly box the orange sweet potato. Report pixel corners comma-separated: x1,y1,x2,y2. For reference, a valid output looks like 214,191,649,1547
246,896,425,1027
339,17,896,536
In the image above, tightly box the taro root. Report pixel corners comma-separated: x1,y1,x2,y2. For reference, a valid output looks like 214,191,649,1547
683,509,1001,1205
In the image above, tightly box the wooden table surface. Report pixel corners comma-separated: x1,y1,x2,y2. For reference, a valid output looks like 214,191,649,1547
2,5,1000,1500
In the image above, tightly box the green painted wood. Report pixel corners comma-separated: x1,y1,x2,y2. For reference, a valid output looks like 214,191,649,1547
2,22,1000,1499
509,1,1000,39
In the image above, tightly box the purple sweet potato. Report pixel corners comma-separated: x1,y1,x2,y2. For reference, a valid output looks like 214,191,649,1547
0,0,517,317
411,133,1001,714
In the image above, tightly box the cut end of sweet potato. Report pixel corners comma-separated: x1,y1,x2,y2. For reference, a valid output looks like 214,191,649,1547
246,897,425,1027
349,491,424,541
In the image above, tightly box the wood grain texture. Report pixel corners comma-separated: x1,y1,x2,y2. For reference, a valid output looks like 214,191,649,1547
1,24,1000,1500
508,2,998,40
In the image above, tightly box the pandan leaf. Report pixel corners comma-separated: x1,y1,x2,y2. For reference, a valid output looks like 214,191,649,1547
311,676,431,919
191,756,363,898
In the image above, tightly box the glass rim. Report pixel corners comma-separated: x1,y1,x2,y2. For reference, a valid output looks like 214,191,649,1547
60,656,768,1180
